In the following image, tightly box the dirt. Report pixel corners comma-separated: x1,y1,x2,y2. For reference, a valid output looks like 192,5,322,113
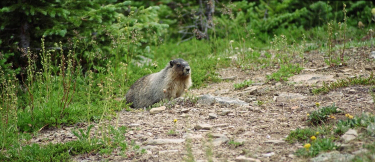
30,46,375,162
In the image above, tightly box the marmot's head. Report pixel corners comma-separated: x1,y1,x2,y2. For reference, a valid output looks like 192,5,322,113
169,58,191,77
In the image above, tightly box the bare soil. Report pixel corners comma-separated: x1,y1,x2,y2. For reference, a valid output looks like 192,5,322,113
31,46,375,162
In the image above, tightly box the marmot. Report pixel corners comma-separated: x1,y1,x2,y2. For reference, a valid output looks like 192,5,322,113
126,58,192,108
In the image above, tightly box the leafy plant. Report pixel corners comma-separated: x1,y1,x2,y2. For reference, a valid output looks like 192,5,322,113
307,104,341,126
234,79,253,90
267,64,303,82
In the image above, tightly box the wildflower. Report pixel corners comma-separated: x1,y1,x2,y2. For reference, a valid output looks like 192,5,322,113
315,102,320,107
330,115,336,119
304,143,311,151
310,136,316,141
348,115,354,119
307,113,310,117
173,119,177,123
229,40,234,44
316,132,319,135
345,113,349,117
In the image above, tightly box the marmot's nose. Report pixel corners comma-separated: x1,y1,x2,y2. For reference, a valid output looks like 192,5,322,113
186,67,190,72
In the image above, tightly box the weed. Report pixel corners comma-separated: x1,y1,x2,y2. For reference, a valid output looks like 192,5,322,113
286,128,316,144
307,104,341,126
228,140,244,148
267,64,303,82
234,79,253,90
296,138,338,157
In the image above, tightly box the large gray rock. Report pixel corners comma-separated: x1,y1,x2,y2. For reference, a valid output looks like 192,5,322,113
311,151,354,162
198,94,248,106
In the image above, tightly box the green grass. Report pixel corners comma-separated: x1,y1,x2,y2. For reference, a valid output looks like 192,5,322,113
312,73,375,94
307,104,341,126
267,64,303,82
234,79,253,90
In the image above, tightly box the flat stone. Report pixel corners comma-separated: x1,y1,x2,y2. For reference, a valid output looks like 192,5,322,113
207,133,227,139
198,95,248,106
183,133,203,139
159,150,179,154
195,124,212,130
145,139,185,145
208,113,218,119
235,156,261,162
264,140,285,144
180,108,190,113
243,86,259,95
220,109,231,116
353,149,368,155
149,106,166,114
289,74,336,85
275,92,307,102
341,129,358,143
262,152,275,157
221,76,237,81
212,137,229,146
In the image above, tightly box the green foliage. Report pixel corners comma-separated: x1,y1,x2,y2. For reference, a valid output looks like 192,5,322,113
296,138,338,157
312,73,375,94
286,128,316,144
234,80,253,90
307,104,341,126
267,64,303,82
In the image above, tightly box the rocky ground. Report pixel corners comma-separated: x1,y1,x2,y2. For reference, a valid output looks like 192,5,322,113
31,46,375,162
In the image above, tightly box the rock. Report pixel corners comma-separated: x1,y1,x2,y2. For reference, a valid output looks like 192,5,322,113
159,150,179,154
311,151,354,162
243,86,259,95
262,152,275,157
370,51,375,59
220,109,231,116
264,140,285,144
195,124,212,130
353,149,368,155
128,124,140,127
233,139,247,145
233,127,246,134
289,74,335,85
150,106,166,114
245,97,257,103
180,108,190,113
348,89,356,94
235,156,261,162
198,95,248,106
275,92,307,102
180,114,190,118
365,66,375,70
183,133,203,139
209,113,218,119
212,137,229,146
341,129,358,143
145,139,185,145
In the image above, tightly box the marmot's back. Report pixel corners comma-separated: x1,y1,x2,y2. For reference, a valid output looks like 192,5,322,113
126,58,192,108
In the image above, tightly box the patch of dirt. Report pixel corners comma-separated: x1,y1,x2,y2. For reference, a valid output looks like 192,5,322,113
31,46,375,161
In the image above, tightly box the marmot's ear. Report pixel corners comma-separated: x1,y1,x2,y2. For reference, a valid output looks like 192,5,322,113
170,60,174,67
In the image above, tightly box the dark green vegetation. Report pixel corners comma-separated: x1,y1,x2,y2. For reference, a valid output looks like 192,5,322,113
1,0,375,161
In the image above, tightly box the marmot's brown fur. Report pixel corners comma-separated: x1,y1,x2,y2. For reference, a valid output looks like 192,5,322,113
126,58,192,108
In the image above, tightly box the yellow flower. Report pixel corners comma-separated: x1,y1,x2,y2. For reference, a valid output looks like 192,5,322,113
345,113,349,117
329,114,336,119
348,115,354,119
307,113,310,117
311,136,316,141
173,119,177,123
304,143,311,151
315,102,320,107
316,132,319,135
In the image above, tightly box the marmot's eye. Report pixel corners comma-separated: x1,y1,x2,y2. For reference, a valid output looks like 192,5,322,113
177,64,181,67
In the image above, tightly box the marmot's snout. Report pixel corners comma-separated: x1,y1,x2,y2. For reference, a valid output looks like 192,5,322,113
184,66,191,75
